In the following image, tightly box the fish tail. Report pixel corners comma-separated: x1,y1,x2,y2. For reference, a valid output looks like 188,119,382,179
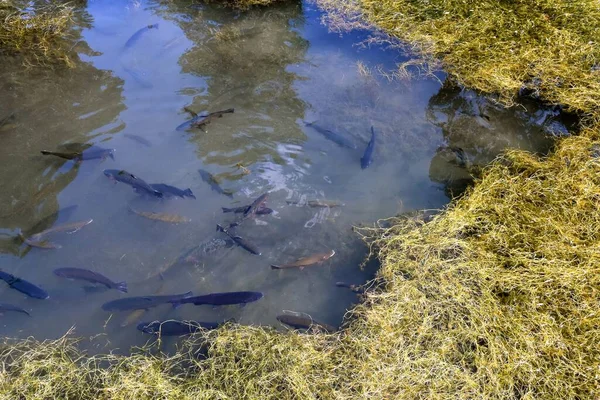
222,207,232,213
270,265,281,270
40,150,55,156
116,282,128,293
154,190,163,198
171,301,182,309
335,282,350,289
184,188,195,199
216,224,223,232
109,151,115,161
224,108,234,114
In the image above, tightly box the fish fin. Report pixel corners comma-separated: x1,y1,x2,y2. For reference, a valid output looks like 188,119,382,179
216,224,225,232
40,150,52,155
172,302,182,309
270,265,281,270
229,222,239,228
221,207,231,213
109,152,115,161
116,282,128,293
154,190,163,198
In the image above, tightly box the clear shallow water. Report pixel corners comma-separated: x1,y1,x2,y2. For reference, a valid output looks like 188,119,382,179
0,0,569,352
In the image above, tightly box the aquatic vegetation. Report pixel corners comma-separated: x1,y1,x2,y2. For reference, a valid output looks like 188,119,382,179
0,2,77,66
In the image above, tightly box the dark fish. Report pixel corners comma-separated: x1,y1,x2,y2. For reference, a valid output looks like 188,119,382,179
198,169,233,197
124,23,159,48
304,121,357,149
216,224,261,255
222,205,273,215
150,184,195,199
137,320,220,336
271,250,335,270
103,169,163,198
173,291,263,307
41,147,115,161
123,134,152,147
335,282,365,294
0,303,30,316
191,108,234,129
53,267,127,293
0,270,49,299
101,291,193,312
360,126,376,169
176,109,209,131
276,314,336,333
230,193,269,227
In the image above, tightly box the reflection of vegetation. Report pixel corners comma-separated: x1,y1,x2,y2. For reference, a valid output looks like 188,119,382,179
426,79,563,197
164,1,308,169
0,47,124,245
316,0,600,125
0,1,88,66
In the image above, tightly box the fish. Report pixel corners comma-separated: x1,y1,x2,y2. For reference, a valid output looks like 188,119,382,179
360,126,376,169
222,205,273,215
53,267,127,293
29,219,93,238
335,282,365,294
286,200,345,208
216,224,261,255
23,219,93,248
271,250,336,270
198,169,233,197
26,205,79,236
124,23,159,48
123,134,152,147
276,314,336,333
191,108,234,129
137,320,220,336
41,147,115,161
121,280,165,327
22,236,61,249
229,193,269,227
173,291,263,307
149,184,195,199
0,270,49,299
176,108,209,131
129,207,191,224
101,291,193,312
103,169,163,198
0,303,30,316
304,121,357,149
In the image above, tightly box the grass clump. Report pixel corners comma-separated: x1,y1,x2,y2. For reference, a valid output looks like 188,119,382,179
316,0,600,123
0,1,76,65
2,128,600,398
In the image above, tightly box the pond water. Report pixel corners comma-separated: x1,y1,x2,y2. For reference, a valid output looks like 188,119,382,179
0,0,570,352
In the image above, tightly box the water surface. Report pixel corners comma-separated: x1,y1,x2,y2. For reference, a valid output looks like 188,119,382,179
0,0,568,352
